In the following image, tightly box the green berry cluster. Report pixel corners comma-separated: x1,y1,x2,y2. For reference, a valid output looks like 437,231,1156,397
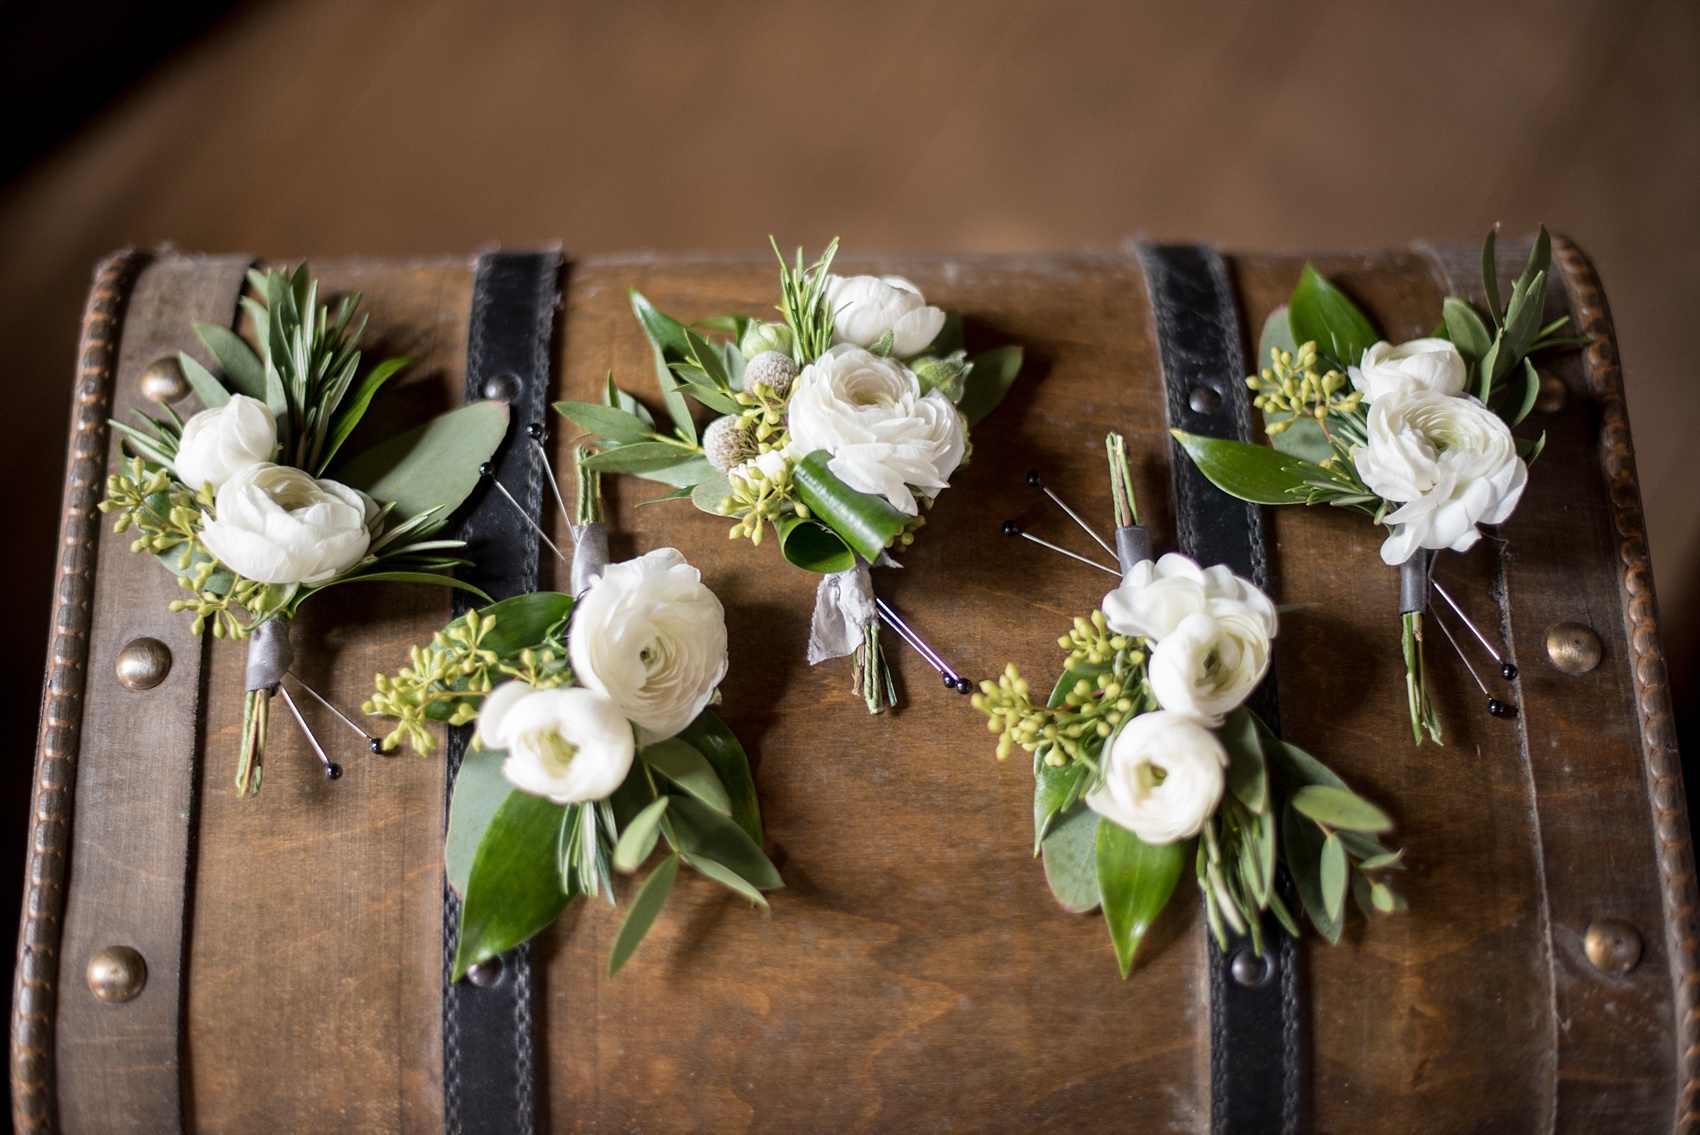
364,608,572,755
972,611,1152,764
1247,342,1363,435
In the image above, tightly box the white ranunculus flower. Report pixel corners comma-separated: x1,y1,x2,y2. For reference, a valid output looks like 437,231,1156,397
1101,552,1278,645
824,274,946,358
1353,389,1528,566
198,463,377,585
569,548,728,744
785,343,964,515
1148,607,1275,726
174,394,277,490
477,682,635,805
1349,338,1467,402
1085,710,1228,844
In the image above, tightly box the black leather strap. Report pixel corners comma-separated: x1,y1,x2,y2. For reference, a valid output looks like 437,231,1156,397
1136,242,1302,1135
442,249,562,1135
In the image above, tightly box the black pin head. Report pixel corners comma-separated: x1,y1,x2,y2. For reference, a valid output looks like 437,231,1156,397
324,762,344,781
477,461,495,479
941,673,957,690
526,422,546,441
1487,698,1516,719
954,677,974,694
1026,470,1044,487
1500,662,1519,681
1002,520,1022,537
367,736,384,754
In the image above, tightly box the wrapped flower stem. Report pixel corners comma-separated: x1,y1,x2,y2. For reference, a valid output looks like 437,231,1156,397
1399,554,1441,745
237,617,294,795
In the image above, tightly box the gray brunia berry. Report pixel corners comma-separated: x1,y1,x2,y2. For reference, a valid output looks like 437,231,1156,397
703,415,758,472
744,350,800,400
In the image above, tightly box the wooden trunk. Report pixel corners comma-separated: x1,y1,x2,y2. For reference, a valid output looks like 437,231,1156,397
13,241,1694,1134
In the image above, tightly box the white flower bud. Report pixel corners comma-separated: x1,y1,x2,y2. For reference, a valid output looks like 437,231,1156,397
569,549,728,744
1349,338,1467,403
478,682,635,805
1086,710,1228,844
174,394,277,490
823,275,946,358
198,463,377,585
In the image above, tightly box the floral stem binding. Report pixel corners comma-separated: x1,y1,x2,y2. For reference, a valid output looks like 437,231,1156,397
99,264,508,795
555,239,1023,714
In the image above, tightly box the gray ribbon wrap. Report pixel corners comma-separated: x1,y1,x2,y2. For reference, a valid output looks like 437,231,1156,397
570,521,610,596
1115,525,1154,577
808,562,878,665
1399,552,1431,615
244,618,293,693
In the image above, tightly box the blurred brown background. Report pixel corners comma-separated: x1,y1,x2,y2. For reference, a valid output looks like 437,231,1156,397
3,1,1697,1120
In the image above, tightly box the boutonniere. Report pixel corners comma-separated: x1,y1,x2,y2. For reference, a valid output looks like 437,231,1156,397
99,265,506,794
556,240,1022,712
975,434,1403,975
1173,226,1579,743
367,465,776,978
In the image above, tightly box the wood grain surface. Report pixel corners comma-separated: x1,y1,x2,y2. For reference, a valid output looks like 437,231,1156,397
20,248,1688,1133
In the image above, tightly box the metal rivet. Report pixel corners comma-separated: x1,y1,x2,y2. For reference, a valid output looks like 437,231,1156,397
1546,621,1602,675
1584,919,1642,975
1229,947,1268,987
87,945,147,1002
139,357,190,403
1534,370,1568,414
1189,385,1223,414
465,956,504,987
481,372,522,402
114,637,172,690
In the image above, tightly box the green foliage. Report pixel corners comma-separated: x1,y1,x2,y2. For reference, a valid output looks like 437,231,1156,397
791,450,910,565
453,788,574,981
1041,805,1102,914
338,400,510,526
771,237,840,364
957,346,1024,427
1097,819,1188,977
1288,263,1379,370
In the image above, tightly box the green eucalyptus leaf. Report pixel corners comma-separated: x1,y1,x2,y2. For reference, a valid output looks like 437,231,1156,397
633,455,715,488
554,400,654,444
1171,431,1319,506
1371,881,1396,913
1217,708,1268,815
677,710,763,844
672,377,743,416
1041,805,1102,914
453,790,572,980
681,852,769,906
1320,832,1348,924
791,450,908,563
1257,305,1298,369
475,592,575,656
1291,785,1394,834
684,328,730,389
643,738,732,815
194,322,267,400
1256,306,1333,463
666,795,780,890
613,796,669,873
1288,264,1379,369
606,853,679,977
177,351,230,409
1503,358,1540,429
1442,298,1492,362
775,514,856,574
338,401,509,522
445,749,515,895
691,473,733,515
578,442,698,475
958,345,1023,427
1095,820,1188,978
1254,717,1349,791
1034,755,1091,847
1359,849,1404,871
652,347,697,445
605,377,656,429
1282,798,1341,944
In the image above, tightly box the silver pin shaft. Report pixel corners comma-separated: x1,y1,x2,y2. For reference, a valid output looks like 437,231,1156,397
533,437,575,531
1016,531,1120,576
286,672,379,748
1432,580,1506,665
1429,604,1489,696
491,478,566,562
876,599,955,679
1039,486,1116,559
276,683,341,778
